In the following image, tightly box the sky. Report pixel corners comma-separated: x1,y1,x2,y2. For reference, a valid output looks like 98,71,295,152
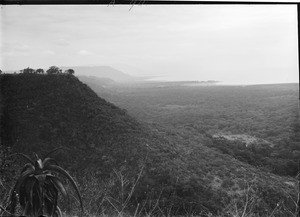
0,4,298,84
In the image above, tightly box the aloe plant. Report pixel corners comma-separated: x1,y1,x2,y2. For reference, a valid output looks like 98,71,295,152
5,149,83,217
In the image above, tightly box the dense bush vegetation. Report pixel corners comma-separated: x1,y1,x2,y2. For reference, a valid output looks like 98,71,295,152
98,82,300,177
0,74,299,216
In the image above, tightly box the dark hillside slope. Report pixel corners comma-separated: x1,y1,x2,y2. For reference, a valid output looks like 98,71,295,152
0,74,146,175
0,74,298,216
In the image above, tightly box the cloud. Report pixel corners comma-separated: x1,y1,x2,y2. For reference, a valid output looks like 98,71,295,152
1,43,31,56
78,50,92,56
2,51,14,57
42,50,56,55
55,38,70,46
14,44,30,52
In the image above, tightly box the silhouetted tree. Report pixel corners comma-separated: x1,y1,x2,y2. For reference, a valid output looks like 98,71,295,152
65,69,75,75
22,67,35,74
36,68,44,74
46,66,62,75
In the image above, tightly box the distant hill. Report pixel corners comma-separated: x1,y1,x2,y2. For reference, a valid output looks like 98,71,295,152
78,76,115,86
0,74,297,216
2,66,135,83
77,75,116,100
61,66,134,82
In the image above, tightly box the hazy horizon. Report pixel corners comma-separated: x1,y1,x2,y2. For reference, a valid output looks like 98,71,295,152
2,64,298,86
1,5,298,85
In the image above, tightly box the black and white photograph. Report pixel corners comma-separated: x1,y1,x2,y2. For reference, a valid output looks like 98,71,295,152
0,2,299,217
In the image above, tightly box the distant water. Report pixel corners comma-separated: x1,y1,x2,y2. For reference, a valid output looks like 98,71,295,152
143,75,298,86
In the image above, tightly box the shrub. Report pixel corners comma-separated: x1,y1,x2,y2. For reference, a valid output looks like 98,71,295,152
4,149,83,217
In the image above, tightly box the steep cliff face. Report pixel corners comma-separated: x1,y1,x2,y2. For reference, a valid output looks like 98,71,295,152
0,74,147,174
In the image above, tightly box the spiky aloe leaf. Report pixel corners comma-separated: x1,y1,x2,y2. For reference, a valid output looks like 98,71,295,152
19,176,36,207
44,165,83,215
49,176,68,198
12,166,35,196
21,163,35,174
43,178,59,217
35,173,48,184
51,197,58,217
25,177,38,207
56,206,63,217
43,157,59,167
49,190,58,217
23,202,30,216
19,174,39,217
8,166,35,215
49,175,71,213
15,166,35,193
32,181,42,216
